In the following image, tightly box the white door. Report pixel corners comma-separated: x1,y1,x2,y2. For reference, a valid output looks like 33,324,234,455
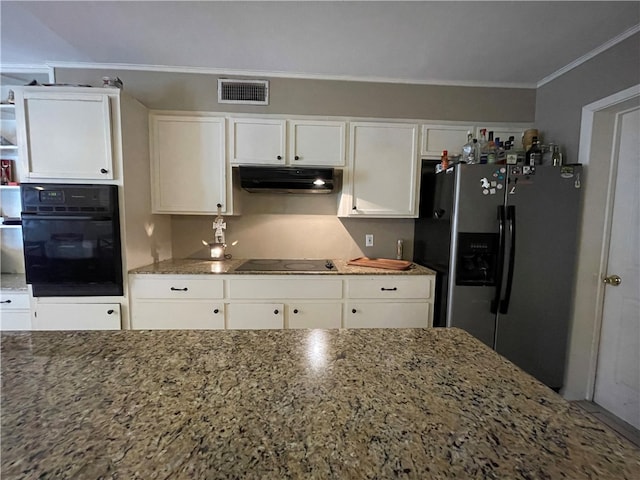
229,118,286,165
288,120,346,166
150,115,226,214
349,122,419,217
593,106,640,429
22,92,114,180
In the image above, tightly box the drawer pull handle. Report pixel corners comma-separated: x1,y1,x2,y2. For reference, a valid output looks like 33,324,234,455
1,299,11,304
277,155,282,160
213,309,219,314
293,309,299,314
100,168,109,174
274,309,279,315
170,287,188,292
381,287,398,291
107,309,115,315
352,308,357,314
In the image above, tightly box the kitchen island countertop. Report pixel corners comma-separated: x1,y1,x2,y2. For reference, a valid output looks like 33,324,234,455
129,258,435,275
0,274,27,292
1,328,638,479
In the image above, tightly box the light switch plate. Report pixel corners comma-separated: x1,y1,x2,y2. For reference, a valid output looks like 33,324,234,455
365,234,374,247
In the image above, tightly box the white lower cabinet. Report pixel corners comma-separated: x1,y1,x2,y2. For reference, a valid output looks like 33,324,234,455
129,275,224,329
345,275,433,328
345,302,430,328
227,303,284,330
132,301,224,330
129,273,435,330
32,303,121,330
0,292,31,331
286,303,342,329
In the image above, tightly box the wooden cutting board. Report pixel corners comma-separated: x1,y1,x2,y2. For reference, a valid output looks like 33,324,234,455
347,257,413,271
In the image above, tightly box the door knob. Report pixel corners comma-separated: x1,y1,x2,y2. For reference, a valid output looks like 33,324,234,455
603,274,622,286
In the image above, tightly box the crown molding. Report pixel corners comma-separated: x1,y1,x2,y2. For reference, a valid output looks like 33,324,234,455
44,61,537,90
538,24,640,88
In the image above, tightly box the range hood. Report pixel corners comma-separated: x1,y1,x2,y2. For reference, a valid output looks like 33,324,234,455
238,165,335,194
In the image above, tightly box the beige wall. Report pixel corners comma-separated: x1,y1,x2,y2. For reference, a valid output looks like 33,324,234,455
54,68,535,121
535,34,640,400
54,67,536,261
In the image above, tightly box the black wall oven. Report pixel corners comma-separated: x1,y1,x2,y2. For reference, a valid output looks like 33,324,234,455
21,183,123,297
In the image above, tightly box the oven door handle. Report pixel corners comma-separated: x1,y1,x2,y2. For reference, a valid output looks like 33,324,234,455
22,215,112,221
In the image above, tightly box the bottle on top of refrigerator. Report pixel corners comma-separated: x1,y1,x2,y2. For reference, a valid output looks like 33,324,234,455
496,138,506,164
441,150,449,170
486,131,497,163
472,139,480,165
525,136,542,166
478,129,489,163
551,144,563,166
506,140,518,165
461,131,476,164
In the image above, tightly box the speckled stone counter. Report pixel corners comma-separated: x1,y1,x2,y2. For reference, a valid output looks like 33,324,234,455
129,258,435,275
0,274,27,292
2,328,638,479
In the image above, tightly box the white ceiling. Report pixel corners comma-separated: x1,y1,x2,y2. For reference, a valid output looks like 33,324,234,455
1,1,639,88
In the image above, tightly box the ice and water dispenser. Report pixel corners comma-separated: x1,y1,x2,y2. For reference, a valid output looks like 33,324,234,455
455,233,499,286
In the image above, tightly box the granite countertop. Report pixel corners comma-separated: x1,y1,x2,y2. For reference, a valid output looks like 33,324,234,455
0,274,27,292
129,258,435,275
2,328,638,479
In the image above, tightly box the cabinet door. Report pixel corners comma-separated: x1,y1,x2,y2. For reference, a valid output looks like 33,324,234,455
421,124,474,158
21,92,113,180
131,301,224,329
150,115,226,214
349,122,419,217
286,303,342,329
345,302,430,328
229,118,286,165
289,120,346,166
0,311,31,330
227,303,284,329
32,303,121,330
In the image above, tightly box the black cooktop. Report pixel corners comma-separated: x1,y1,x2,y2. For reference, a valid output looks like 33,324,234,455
235,259,335,272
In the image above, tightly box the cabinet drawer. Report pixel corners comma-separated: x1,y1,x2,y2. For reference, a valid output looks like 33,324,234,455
227,303,284,330
131,276,223,299
228,278,342,299
286,303,342,329
0,292,30,310
132,301,224,330
345,302,430,328
347,277,432,299
32,303,121,330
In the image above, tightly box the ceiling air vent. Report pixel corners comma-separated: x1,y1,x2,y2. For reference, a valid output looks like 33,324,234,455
218,79,269,105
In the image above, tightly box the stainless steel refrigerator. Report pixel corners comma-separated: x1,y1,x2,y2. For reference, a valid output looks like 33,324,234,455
413,162,583,390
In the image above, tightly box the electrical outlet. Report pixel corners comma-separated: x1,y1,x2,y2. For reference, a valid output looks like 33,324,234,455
365,234,374,247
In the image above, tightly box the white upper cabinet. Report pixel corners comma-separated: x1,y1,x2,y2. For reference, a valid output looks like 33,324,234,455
288,120,345,166
18,89,114,180
150,114,227,214
344,122,419,217
421,124,474,158
230,117,346,166
229,117,286,165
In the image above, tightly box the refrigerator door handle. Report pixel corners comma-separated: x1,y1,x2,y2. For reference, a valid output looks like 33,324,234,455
500,205,517,314
490,205,506,314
